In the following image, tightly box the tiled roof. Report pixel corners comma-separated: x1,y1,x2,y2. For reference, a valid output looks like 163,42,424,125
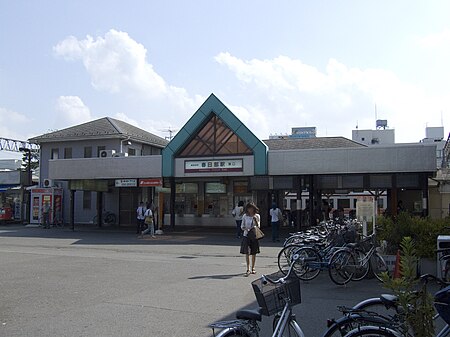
29,117,168,148
263,137,366,150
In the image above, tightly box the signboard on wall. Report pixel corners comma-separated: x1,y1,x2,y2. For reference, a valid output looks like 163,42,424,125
139,178,163,187
205,182,227,193
356,196,374,221
115,179,137,187
185,159,243,173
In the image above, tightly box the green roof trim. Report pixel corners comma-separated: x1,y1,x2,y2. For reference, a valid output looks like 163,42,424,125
162,93,268,177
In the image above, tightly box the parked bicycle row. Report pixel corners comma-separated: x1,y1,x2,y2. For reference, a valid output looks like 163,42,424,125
209,252,450,337
277,220,389,285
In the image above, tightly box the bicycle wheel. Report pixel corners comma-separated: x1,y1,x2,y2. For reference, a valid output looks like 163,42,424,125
323,314,393,337
293,247,321,281
278,244,302,275
352,249,370,281
273,315,304,337
329,249,355,285
105,213,116,225
343,326,401,337
370,253,389,282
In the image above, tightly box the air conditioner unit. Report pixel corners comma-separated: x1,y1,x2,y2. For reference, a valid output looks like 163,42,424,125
43,179,53,187
113,152,128,157
99,150,116,158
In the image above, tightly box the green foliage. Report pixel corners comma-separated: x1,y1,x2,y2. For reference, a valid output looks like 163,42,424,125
21,150,39,172
382,237,435,337
378,213,450,258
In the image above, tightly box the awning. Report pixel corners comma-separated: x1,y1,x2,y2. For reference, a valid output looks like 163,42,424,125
0,185,21,192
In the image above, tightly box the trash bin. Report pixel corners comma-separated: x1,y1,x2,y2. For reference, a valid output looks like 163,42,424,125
437,235,450,279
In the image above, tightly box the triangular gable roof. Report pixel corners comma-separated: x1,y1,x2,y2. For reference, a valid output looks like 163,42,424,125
29,117,168,148
162,93,268,177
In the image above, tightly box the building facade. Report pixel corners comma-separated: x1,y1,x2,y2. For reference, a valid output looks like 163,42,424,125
30,117,168,226
31,94,438,229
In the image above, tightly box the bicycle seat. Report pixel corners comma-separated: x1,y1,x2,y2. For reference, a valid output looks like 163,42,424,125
346,243,358,249
236,308,262,322
380,294,398,308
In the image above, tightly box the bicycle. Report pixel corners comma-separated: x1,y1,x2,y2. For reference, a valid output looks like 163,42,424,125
209,252,304,337
327,233,389,285
92,211,117,226
209,253,373,337
330,274,450,337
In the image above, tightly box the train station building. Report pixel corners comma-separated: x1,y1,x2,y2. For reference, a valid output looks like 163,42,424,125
31,94,438,229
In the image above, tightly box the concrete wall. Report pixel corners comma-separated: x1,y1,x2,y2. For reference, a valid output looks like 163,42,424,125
174,155,254,178
269,144,437,175
49,156,162,180
0,170,21,184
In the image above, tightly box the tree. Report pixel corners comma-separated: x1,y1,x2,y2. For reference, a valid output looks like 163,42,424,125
21,150,39,172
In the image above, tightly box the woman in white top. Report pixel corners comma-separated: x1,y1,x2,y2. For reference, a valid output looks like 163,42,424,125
240,202,261,276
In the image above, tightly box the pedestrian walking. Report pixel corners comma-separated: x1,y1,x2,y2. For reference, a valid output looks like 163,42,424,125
240,202,261,276
269,203,283,242
141,204,155,238
231,200,245,238
136,202,146,234
42,202,51,229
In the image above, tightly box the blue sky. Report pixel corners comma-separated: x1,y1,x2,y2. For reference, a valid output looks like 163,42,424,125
1,1,449,159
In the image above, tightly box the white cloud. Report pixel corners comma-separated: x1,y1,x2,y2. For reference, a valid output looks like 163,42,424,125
417,29,450,49
54,29,203,112
0,107,32,140
215,53,449,142
55,96,92,127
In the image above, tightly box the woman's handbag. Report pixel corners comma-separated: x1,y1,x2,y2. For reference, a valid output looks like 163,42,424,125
144,215,153,225
253,226,265,240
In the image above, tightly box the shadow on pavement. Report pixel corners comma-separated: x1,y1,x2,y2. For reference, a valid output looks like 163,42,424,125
0,224,292,248
189,273,245,280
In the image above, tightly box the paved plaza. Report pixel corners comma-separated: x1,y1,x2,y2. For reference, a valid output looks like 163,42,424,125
0,225,386,337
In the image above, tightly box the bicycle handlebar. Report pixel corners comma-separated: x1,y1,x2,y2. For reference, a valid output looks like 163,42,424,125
261,253,316,285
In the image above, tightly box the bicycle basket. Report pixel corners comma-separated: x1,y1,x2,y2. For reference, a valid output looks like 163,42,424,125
251,271,301,316
435,285,450,325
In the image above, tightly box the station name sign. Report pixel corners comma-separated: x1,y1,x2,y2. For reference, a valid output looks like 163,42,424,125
185,159,243,173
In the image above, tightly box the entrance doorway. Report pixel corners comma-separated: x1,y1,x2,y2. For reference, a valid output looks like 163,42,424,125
119,188,140,226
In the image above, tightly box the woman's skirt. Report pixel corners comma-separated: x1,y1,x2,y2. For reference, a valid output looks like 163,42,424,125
240,236,260,255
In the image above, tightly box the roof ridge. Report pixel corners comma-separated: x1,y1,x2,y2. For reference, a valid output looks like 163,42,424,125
105,117,123,135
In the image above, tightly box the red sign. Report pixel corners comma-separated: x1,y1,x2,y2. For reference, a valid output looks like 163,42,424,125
139,178,163,187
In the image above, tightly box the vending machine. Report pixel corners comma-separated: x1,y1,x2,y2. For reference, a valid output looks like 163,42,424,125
29,187,63,224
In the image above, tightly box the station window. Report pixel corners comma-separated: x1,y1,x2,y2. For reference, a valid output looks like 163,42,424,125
128,148,136,156
84,146,92,158
233,181,248,194
64,147,72,159
51,148,59,159
337,199,350,209
204,182,227,216
175,183,198,215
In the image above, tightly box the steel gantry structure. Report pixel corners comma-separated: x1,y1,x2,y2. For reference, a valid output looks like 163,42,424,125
0,137,39,153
